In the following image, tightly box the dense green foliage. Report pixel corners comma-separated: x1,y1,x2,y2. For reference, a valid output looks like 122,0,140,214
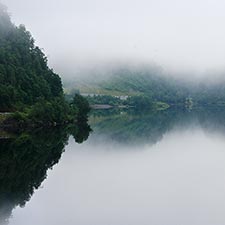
72,94,90,116
0,5,90,126
5,94,90,127
0,5,63,111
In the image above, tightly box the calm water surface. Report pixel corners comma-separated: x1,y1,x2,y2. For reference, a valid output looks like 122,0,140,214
1,108,225,225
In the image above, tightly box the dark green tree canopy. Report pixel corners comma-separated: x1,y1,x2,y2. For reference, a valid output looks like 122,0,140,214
0,5,63,111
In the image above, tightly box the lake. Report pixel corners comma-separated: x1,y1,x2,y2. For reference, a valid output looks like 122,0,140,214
1,108,225,225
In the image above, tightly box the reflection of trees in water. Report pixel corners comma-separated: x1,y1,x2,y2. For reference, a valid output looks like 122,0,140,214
89,107,225,146
1,107,225,224
0,123,91,225
89,108,179,146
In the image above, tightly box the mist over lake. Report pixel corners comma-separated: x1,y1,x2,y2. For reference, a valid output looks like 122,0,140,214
0,108,225,225
1,1,225,224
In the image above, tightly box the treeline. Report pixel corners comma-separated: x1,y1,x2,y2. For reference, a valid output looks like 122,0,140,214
8,94,90,128
100,69,188,104
103,70,225,106
66,65,225,107
86,95,123,106
0,4,90,126
86,94,155,109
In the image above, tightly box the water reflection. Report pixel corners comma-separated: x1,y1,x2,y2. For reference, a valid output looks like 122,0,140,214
1,107,225,224
89,107,225,146
0,123,91,225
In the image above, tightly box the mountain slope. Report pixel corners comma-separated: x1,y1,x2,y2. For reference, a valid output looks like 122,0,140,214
66,65,225,106
0,4,62,111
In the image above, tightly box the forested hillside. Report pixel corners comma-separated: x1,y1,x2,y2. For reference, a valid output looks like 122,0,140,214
0,4,90,127
0,4,62,111
66,65,225,107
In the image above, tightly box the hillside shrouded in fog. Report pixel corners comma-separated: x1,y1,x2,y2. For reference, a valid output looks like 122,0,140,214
2,0,225,79
2,1,225,225
1,0,225,112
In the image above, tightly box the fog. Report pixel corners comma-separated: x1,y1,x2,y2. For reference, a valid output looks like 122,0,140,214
2,0,225,79
9,126,225,225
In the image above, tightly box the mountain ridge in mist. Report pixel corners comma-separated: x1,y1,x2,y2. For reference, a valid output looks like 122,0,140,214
64,63,225,106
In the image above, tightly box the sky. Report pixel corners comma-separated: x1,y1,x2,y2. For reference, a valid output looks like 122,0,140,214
2,0,225,78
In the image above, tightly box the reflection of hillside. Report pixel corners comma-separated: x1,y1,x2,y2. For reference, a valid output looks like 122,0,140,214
0,123,91,225
89,107,225,146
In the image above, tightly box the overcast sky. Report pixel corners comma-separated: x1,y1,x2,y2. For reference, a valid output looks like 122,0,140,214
2,0,225,78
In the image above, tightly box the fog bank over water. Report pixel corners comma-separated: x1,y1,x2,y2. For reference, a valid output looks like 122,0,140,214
8,113,225,225
2,0,225,79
